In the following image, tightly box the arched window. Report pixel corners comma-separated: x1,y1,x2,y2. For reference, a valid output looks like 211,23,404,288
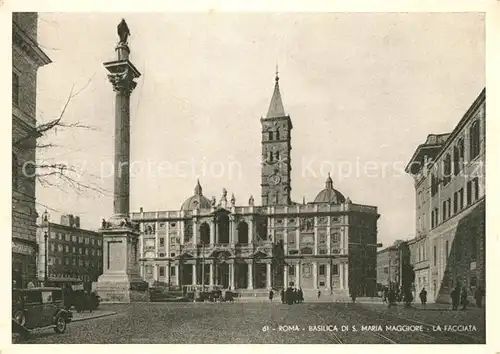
453,138,464,175
443,153,451,185
469,120,480,159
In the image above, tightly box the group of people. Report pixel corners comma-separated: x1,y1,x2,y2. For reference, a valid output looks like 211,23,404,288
450,285,485,310
269,287,304,304
383,284,485,310
382,286,413,307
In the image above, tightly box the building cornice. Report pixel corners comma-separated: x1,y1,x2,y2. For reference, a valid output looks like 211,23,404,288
12,22,52,68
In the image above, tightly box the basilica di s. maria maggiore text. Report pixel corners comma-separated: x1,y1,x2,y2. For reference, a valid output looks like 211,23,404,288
131,72,380,299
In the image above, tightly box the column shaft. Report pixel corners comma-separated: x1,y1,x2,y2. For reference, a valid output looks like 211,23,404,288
247,263,253,289
192,264,197,285
313,262,318,289
113,91,131,216
266,263,272,289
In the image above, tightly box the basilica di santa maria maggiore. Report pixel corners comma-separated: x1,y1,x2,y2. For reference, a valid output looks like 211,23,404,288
131,73,380,298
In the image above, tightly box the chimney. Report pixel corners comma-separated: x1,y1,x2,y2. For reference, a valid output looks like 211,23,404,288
74,216,80,228
68,214,75,228
140,207,143,213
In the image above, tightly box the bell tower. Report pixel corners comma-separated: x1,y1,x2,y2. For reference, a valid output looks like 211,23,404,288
261,67,293,206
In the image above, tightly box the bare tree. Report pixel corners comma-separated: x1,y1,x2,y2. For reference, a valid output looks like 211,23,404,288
13,76,110,197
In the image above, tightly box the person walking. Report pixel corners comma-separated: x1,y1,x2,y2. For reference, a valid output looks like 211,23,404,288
280,288,285,304
317,289,321,299
451,285,460,310
474,286,484,308
269,289,274,302
298,288,304,303
419,288,427,307
461,287,469,310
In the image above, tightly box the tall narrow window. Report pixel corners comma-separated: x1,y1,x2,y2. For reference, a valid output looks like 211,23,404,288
469,120,481,160
442,201,447,221
453,192,458,214
269,151,274,162
459,188,464,210
467,181,472,205
276,130,280,140
12,72,19,106
431,174,438,197
445,240,449,258
447,198,451,218
473,177,479,201
268,131,274,141
433,246,437,266
443,154,451,185
454,139,464,175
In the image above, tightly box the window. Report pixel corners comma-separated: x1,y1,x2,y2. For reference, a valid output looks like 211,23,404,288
445,240,449,257
454,139,464,175
433,246,437,266
269,151,274,162
384,266,389,274
467,181,472,205
332,232,340,243
65,234,70,241
453,192,458,214
50,244,55,252
443,154,451,185
447,198,451,219
469,120,481,159
85,248,89,255
170,222,176,228
159,266,165,277
170,267,176,276
58,244,63,252
276,151,280,161
64,258,69,265
431,173,438,197
442,201,447,221
319,265,325,276
97,250,101,256
431,210,435,228
12,72,19,106
65,245,69,252
72,235,77,242
159,237,165,247
289,265,295,276
473,177,479,201
459,188,464,210
319,281,325,286
268,131,274,140
50,232,56,239
79,259,84,266
332,264,339,275
72,258,76,265
319,234,326,244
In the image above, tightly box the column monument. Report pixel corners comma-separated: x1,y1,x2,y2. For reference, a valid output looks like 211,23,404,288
96,19,145,302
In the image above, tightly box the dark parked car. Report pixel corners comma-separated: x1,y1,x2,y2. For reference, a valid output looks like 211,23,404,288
12,287,73,336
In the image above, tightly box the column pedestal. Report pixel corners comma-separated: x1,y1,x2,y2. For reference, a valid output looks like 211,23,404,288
96,225,146,303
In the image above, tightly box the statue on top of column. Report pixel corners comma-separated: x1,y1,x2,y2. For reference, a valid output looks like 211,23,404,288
220,188,228,208
248,195,254,206
117,19,131,45
230,193,236,207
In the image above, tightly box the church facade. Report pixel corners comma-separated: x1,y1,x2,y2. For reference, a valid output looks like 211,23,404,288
131,73,380,297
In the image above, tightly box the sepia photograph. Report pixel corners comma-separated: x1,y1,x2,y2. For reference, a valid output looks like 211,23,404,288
10,11,485,344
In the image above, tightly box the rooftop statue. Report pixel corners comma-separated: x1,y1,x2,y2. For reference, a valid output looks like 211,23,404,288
117,18,131,45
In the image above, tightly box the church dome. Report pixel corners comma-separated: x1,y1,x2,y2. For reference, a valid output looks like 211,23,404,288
313,174,346,204
181,180,212,211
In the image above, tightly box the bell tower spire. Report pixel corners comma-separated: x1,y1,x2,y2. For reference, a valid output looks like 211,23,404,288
260,68,293,206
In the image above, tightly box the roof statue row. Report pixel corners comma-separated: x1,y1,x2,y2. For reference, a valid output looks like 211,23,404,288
180,174,351,211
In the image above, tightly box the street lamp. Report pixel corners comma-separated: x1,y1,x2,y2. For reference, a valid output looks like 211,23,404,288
42,210,50,286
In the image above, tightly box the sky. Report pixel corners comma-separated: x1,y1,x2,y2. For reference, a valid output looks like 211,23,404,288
35,12,484,246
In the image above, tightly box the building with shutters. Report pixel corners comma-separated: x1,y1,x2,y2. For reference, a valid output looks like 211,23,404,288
37,214,103,286
406,88,485,303
132,72,380,298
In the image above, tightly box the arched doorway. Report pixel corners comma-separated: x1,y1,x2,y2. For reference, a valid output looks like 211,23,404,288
199,223,210,245
237,221,248,244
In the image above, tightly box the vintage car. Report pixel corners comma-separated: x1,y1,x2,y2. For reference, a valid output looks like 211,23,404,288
12,287,73,336
63,284,100,313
